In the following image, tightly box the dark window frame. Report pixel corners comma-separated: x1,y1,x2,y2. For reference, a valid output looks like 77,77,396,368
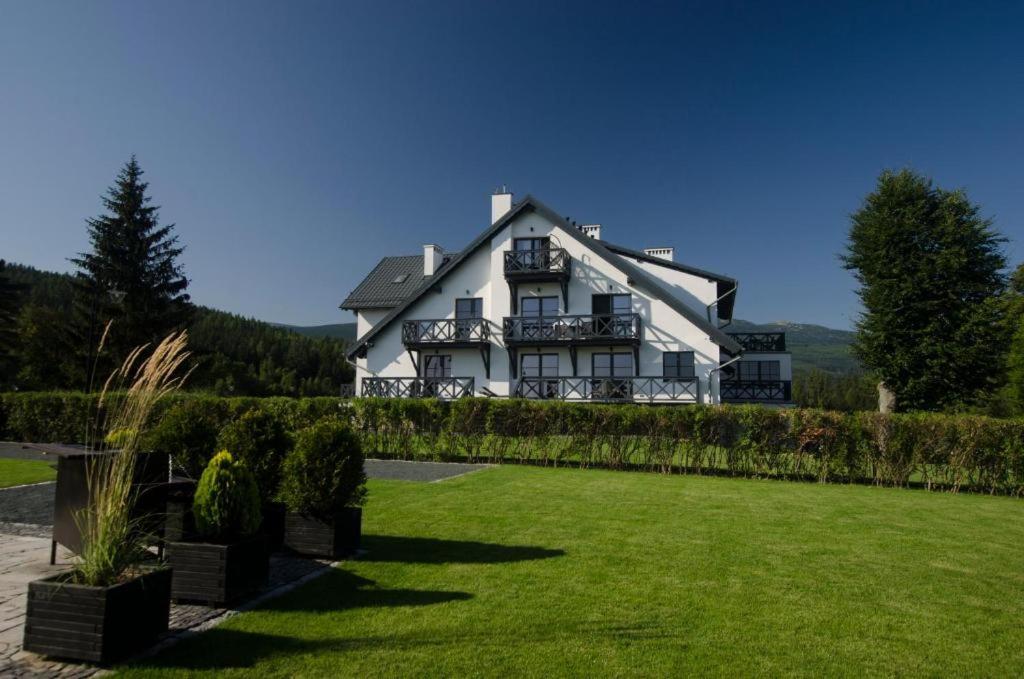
592,352,634,377
520,295,560,317
513,237,551,251
422,354,452,378
455,297,483,319
663,351,695,379
735,360,781,382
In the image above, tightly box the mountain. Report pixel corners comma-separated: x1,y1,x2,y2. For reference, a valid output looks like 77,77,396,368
729,319,859,374
273,322,357,341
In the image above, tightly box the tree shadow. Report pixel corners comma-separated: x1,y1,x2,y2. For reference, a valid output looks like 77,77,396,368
359,535,565,564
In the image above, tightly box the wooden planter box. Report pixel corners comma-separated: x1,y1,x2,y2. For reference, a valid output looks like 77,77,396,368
164,479,198,542
23,567,171,664
284,508,361,558
165,534,269,605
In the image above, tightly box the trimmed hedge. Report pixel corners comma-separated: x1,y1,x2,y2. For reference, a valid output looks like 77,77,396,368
2,393,1023,496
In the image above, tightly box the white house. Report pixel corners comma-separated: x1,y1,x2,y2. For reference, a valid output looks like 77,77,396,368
341,191,792,405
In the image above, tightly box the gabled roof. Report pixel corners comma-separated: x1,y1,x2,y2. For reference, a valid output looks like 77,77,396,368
603,242,737,322
339,255,427,310
345,195,743,358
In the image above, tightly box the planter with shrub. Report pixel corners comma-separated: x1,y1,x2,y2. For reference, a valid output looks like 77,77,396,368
23,333,188,664
281,419,366,558
216,409,291,550
166,451,267,605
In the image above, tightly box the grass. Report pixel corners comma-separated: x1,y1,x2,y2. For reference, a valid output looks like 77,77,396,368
120,466,1024,677
0,458,56,488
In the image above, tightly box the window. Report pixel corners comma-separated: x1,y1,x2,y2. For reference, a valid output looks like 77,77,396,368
592,294,632,315
514,237,550,251
736,360,780,381
392,273,409,284
663,351,695,379
455,298,483,318
593,353,634,376
422,355,451,378
521,354,559,399
521,296,559,317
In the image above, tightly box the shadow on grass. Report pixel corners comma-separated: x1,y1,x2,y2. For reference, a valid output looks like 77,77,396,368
130,568,474,670
359,534,565,564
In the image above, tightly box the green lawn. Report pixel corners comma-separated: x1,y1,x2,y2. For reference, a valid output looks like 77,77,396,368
121,466,1024,677
0,457,56,488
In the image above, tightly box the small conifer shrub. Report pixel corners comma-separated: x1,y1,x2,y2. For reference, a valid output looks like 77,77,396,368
192,450,262,542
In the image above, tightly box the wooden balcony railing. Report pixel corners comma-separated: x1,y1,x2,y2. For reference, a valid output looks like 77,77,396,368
361,377,475,399
720,380,792,402
503,248,570,277
513,376,699,403
401,319,489,346
503,313,641,345
726,332,786,352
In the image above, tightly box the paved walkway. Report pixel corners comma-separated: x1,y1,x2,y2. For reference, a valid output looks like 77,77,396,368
0,532,334,677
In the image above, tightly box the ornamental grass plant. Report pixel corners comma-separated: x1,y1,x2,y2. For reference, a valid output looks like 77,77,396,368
74,328,192,587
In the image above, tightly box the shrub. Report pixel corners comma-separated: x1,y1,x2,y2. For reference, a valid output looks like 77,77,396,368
279,419,366,521
145,399,227,478
216,408,292,497
192,451,262,542
103,427,137,450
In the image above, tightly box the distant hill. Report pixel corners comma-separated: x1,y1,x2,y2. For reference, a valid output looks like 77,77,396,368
274,322,357,341
730,319,859,374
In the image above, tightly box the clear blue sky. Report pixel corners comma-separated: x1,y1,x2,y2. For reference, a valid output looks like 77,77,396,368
2,1,1021,329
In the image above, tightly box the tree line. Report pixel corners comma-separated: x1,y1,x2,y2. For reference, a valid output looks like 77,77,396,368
0,157,352,396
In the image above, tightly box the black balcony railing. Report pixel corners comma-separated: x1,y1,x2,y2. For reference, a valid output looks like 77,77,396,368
361,377,475,399
721,380,792,402
726,332,786,352
503,248,570,277
401,319,489,346
513,376,699,403
503,313,641,344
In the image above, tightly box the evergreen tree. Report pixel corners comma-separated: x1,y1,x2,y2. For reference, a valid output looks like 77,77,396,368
0,260,25,385
842,169,1007,411
70,157,191,384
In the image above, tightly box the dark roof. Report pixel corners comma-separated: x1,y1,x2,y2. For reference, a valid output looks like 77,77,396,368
340,254,455,310
346,195,742,358
603,242,737,321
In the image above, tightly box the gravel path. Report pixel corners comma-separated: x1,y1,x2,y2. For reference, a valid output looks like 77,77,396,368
0,458,488,527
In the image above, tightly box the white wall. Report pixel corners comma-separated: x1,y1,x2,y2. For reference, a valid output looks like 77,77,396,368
355,208,727,403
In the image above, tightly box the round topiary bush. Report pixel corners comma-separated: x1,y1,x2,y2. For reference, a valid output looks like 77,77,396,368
192,450,262,543
215,408,291,497
145,400,226,478
279,419,366,522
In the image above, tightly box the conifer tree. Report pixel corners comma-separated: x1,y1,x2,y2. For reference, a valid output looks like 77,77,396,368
70,157,191,383
842,169,1007,411
0,260,25,384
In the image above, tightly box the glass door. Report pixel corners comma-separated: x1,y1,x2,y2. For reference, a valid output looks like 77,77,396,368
521,354,559,399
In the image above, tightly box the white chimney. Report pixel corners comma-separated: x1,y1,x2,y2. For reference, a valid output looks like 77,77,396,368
491,186,513,224
423,244,443,276
643,247,674,262
580,224,602,240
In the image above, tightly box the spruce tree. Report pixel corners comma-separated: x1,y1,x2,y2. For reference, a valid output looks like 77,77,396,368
842,169,1007,411
70,157,191,383
0,260,25,385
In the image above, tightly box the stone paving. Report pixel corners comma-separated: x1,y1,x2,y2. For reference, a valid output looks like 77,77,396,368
0,528,334,677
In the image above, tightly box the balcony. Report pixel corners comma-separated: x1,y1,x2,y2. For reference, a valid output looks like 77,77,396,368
513,376,699,403
503,313,642,346
504,248,570,313
726,332,786,352
503,248,570,280
401,318,489,348
361,377,475,399
721,380,792,403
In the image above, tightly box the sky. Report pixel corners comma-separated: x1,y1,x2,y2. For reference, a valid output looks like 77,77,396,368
1,1,1022,330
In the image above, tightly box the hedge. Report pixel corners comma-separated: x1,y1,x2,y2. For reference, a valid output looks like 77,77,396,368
2,393,1023,496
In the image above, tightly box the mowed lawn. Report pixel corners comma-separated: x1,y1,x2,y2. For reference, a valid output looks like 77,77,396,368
0,457,56,488
121,466,1024,677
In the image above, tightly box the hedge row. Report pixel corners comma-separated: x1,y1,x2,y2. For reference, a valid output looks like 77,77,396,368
2,393,1023,496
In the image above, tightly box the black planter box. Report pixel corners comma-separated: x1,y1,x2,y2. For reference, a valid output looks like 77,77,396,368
284,507,361,558
261,501,286,553
166,533,269,605
23,567,171,664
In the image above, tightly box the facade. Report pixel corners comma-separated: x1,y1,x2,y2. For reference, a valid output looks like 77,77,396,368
341,191,792,405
